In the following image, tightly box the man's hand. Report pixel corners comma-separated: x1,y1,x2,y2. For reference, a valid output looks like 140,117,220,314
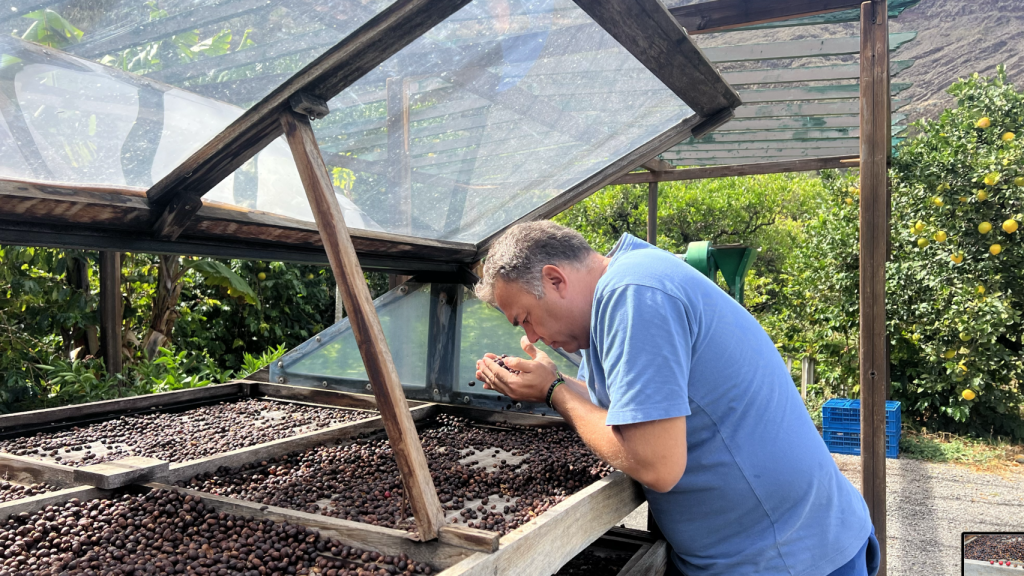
475,336,559,403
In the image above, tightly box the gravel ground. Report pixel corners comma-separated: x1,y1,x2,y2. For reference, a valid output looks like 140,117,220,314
620,455,1024,576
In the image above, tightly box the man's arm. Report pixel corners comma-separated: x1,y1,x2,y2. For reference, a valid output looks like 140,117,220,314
477,342,687,493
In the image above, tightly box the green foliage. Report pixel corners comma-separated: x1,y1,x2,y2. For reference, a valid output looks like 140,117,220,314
20,9,83,48
185,260,259,307
899,430,1013,465
241,344,288,377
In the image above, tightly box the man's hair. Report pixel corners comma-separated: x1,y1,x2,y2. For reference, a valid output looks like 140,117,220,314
475,220,596,305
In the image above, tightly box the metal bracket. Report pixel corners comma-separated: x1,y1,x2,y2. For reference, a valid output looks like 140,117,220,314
288,92,330,120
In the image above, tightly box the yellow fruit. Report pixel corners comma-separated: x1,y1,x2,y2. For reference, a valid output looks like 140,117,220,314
977,117,991,129
979,221,993,234
917,238,930,248
938,183,950,192
977,189,989,201
962,389,976,401
306,273,315,279
958,364,968,373
933,231,947,242
914,220,925,233
944,349,957,359
257,272,267,281
977,285,986,295
960,331,973,341
845,198,853,205
1015,176,1024,187
950,252,964,264
932,196,944,206
960,196,969,203
990,243,1002,255
1003,132,1016,142
1004,219,1019,234
848,186,859,195
984,173,1000,186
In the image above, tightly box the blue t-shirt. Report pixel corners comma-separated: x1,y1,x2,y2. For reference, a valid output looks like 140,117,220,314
577,234,872,576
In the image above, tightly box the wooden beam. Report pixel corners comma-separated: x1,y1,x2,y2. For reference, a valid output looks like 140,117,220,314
701,32,915,62
438,472,645,576
476,114,704,253
666,146,860,160
723,60,914,85
859,1,889,574
571,0,740,117
617,540,668,576
147,0,472,240
641,159,675,172
647,182,658,246
0,487,109,523
612,155,860,185
739,82,910,103
99,251,123,375
670,0,865,34
280,109,445,541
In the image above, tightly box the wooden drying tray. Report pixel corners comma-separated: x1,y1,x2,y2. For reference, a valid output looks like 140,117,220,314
0,177,475,273
0,381,648,575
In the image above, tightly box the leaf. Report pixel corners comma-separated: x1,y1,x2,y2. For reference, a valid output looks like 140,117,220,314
185,260,259,307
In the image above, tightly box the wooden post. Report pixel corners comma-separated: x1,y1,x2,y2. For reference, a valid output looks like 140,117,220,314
99,251,122,374
800,357,814,400
335,286,345,324
647,182,658,246
280,109,445,541
859,1,889,573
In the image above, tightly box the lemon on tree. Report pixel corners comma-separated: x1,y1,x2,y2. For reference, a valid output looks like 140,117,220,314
257,272,267,281
979,221,993,234
977,117,991,128
950,252,964,264
1004,219,1019,234
977,189,989,201
933,230,947,242
990,244,1002,255
932,196,944,207
1003,132,1016,142
984,172,1001,186
1015,176,1024,186
917,237,930,248
914,220,925,233
944,349,957,359
976,285,986,295
962,389,976,401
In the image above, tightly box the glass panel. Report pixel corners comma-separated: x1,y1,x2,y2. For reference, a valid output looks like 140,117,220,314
455,287,578,398
5,1,395,109
309,0,694,243
285,283,430,388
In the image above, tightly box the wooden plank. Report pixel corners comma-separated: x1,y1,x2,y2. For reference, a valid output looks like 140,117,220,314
700,32,915,62
254,381,387,411
612,156,860,185
739,82,910,103
670,138,861,152
723,60,913,85
571,0,740,117
670,0,864,34
147,0,473,240
280,109,445,541
144,483,474,569
99,251,123,375
438,526,500,553
0,453,78,488
859,2,890,574
162,404,436,485
666,146,860,160
476,114,704,253
682,128,860,143
0,381,244,431
718,0,920,32
662,154,860,166
437,472,645,576
708,113,904,132
617,540,668,576
0,486,108,522
641,159,675,172
647,182,658,245
74,457,169,490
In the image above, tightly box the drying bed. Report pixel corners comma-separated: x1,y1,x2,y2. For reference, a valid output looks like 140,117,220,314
0,399,375,467
0,481,58,504
174,414,612,535
965,534,1024,564
0,486,437,576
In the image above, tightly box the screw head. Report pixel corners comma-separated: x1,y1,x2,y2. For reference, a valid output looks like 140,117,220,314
398,286,408,295
464,396,471,404
277,377,285,383
433,389,440,396
277,361,284,368
515,403,522,409
315,336,321,343
322,381,328,388
366,384,372,391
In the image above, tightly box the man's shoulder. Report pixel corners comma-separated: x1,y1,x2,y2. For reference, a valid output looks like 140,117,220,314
598,247,705,300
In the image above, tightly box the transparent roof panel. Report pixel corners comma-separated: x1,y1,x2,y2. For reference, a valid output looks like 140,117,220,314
5,1,395,108
309,0,695,243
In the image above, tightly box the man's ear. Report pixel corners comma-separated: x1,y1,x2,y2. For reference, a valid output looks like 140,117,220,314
541,264,568,298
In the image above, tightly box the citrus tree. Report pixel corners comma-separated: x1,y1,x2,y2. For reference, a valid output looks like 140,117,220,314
888,65,1024,437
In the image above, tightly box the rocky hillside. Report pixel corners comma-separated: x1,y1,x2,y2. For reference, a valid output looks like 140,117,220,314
688,0,1024,124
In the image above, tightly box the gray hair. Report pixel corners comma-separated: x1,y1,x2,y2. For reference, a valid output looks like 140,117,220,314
475,221,596,305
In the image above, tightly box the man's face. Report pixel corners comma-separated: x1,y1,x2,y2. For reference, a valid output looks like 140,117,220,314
492,268,589,353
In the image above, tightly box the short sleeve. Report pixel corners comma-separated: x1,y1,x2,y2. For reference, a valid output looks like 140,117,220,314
595,284,694,426
576,352,588,383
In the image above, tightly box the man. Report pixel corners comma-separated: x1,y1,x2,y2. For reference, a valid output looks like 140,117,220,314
474,221,879,576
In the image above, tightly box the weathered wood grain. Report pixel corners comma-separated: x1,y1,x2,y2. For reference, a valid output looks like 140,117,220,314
280,109,445,540
144,483,474,569
438,472,645,576
99,251,123,375
859,2,890,574
571,0,740,117
74,457,169,490
0,453,77,487
0,486,108,522
438,526,500,553
670,0,863,34
613,155,860,184
700,32,915,63
617,540,668,576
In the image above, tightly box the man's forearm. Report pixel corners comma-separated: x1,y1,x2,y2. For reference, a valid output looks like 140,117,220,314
549,377,634,473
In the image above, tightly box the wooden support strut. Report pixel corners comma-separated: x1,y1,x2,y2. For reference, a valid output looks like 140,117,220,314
859,1,890,574
99,251,123,375
279,108,445,541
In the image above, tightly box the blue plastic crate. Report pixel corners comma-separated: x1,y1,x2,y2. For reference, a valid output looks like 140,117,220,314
822,399,901,435
823,429,900,459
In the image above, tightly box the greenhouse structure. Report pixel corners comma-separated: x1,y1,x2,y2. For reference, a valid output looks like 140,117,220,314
0,0,916,573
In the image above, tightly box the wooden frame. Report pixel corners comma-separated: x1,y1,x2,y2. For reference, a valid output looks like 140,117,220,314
0,385,649,576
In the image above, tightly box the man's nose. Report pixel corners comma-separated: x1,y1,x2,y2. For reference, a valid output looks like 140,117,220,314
523,324,540,344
